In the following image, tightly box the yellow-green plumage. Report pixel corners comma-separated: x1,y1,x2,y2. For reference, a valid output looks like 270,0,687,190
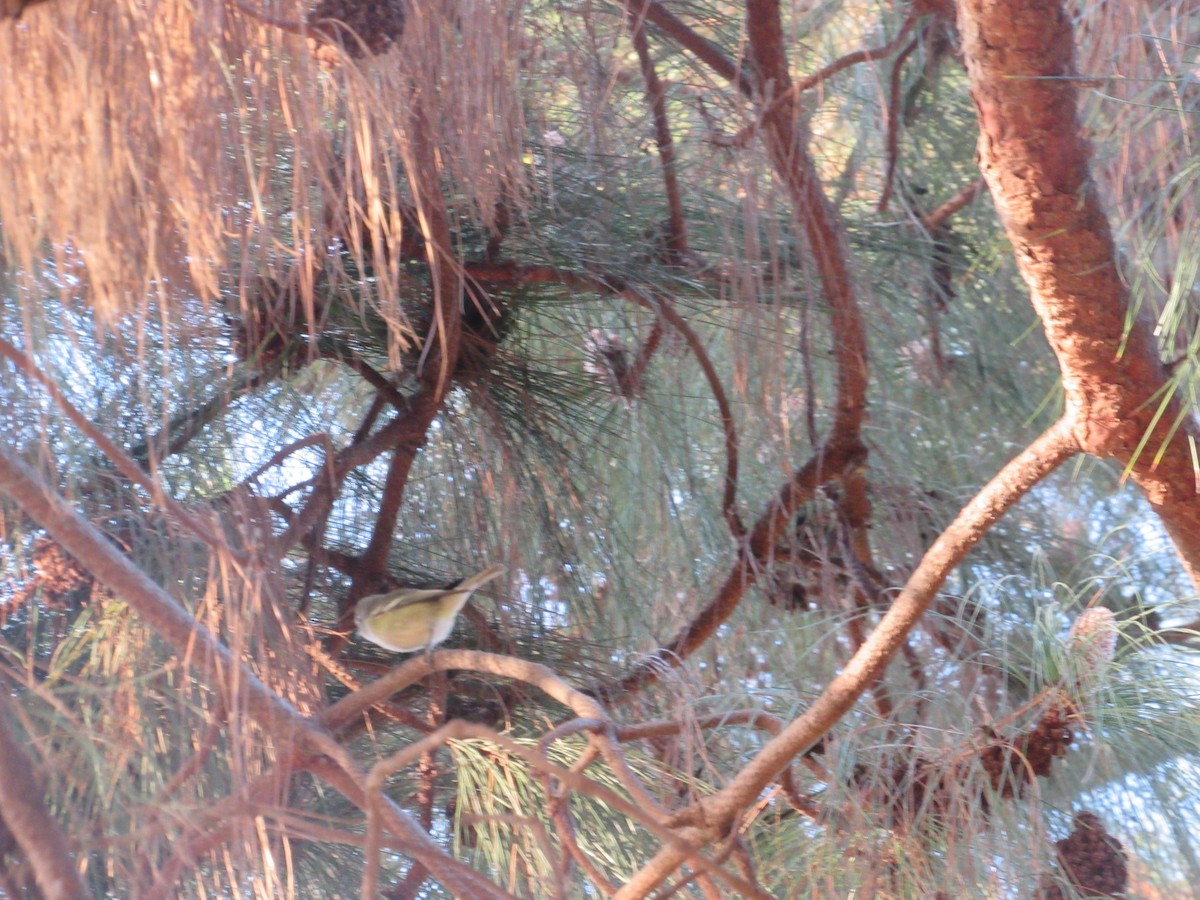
354,564,505,654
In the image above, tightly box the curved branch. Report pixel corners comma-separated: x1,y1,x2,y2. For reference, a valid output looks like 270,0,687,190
0,446,481,898
596,436,866,699
710,420,1076,809
613,418,1078,896
627,0,689,261
877,36,921,213
0,691,89,899
542,741,618,894
360,718,770,900
958,0,1200,590
323,649,674,826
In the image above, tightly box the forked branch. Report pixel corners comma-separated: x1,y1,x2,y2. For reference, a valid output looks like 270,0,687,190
612,418,1078,896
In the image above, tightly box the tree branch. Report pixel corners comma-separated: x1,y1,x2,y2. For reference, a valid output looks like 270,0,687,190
745,0,868,442
921,176,986,233
0,445,483,898
467,263,745,538
614,418,1078,895
638,0,749,90
0,337,230,557
627,0,689,261
0,690,89,900
958,0,1200,590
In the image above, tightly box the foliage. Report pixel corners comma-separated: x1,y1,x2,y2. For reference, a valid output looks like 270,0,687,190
1,0,1199,896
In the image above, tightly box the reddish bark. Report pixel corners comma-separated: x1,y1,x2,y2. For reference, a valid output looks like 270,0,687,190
959,0,1200,589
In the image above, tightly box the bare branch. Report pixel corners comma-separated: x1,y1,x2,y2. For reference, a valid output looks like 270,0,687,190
130,361,285,465
958,0,1200,589
0,691,89,900
614,418,1078,895
637,0,749,90
921,176,986,232
0,337,231,556
627,0,689,261
0,445,485,898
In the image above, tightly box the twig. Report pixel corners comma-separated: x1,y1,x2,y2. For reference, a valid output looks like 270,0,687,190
544,744,616,894
271,385,439,559
921,177,986,232
878,36,921,213
616,710,823,816
245,433,336,487
627,0,689,261
745,0,869,444
655,822,744,900
153,697,227,803
835,469,898,722
717,12,919,147
361,719,770,900
0,446,485,898
613,419,1079,896
465,264,745,538
129,361,284,464
394,671,451,898
0,337,230,557
304,753,509,900
627,318,665,395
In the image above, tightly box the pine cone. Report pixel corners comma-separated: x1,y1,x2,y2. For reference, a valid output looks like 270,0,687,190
1054,811,1129,897
308,0,406,58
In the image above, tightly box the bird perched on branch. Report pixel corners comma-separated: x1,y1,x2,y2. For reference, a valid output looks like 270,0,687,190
355,564,505,659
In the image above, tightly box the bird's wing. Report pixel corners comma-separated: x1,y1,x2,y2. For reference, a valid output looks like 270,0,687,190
373,588,451,613
356,565,505,623
355,588,447,626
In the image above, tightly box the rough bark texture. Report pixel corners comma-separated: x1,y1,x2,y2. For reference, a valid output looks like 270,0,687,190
958,0,1200,588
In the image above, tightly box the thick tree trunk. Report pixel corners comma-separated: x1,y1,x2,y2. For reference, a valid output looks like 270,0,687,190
958,0,1200,588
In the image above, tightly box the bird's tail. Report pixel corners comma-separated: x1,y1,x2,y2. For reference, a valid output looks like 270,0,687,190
458,564,507,593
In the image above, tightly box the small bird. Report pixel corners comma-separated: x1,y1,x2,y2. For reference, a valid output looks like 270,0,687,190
354,564,506,659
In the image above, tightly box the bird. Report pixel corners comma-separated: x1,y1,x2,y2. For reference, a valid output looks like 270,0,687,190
354,564,506,659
